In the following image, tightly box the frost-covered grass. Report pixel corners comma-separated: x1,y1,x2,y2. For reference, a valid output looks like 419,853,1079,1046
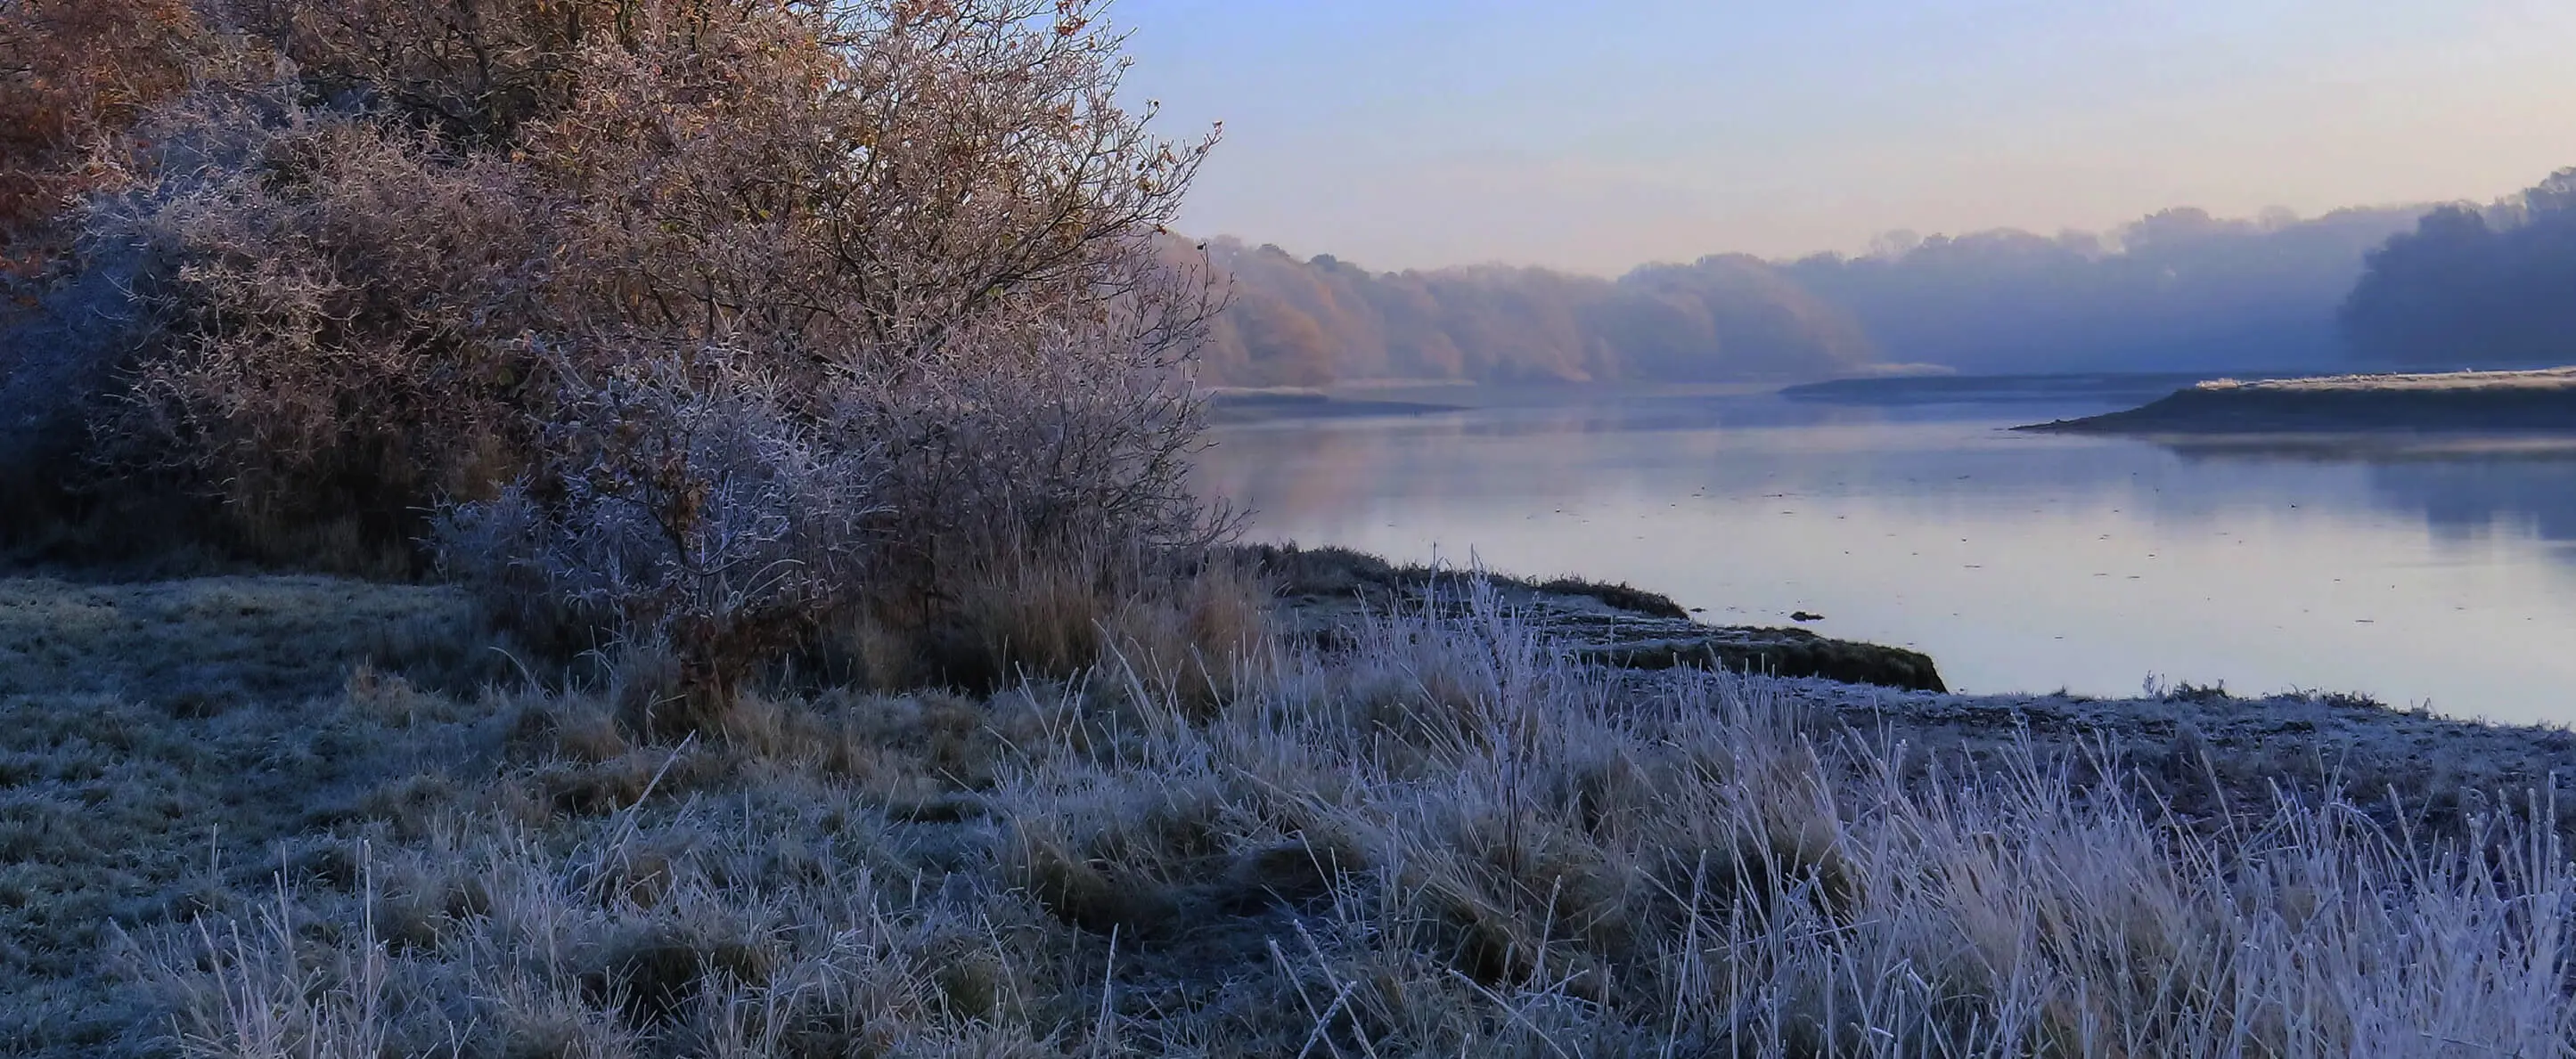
2198,366,2576,393
7,572,2576,1056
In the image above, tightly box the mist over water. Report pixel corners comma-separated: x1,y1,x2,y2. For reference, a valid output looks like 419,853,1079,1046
1194,389,2576,725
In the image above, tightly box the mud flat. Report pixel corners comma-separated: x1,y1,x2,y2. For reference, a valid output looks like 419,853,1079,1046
1252,544,1949,691
1204,387,1463,423
2018,366,2576,433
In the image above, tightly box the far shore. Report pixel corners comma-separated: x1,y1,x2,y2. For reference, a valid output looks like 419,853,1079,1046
1202,387,1465,424
2018,365,2576,434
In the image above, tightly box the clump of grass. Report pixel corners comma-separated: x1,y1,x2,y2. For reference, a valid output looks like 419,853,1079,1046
1244,542,1690,620
0,575,505,1053
0,575,491,704
1527,576,1690,619
867,545,1272,712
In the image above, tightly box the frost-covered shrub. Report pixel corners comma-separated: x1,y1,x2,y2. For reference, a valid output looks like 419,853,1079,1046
437,349,885,730
102,95,551,555
46,0,1221,580
849,315,1218,589
0,0,206,264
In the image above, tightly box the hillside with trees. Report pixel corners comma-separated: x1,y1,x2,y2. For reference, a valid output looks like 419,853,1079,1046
1775,206,2426,376
1192,240,1881,387
2340,168,2576,369
1195,206,2430,387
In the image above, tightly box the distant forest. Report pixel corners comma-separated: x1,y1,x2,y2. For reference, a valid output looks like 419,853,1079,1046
1783,207,2425,376
1193,240,1877,387
2341,168,2576,370
1196,205,2433,387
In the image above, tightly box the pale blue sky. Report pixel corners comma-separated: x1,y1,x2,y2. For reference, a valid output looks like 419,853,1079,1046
1112,0,2576,273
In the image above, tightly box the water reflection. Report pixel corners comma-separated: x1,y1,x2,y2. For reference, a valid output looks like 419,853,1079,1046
1194,394,2576,723
2154,436,2576,549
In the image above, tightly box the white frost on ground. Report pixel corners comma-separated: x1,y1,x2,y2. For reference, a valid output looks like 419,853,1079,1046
2197,366,2576,393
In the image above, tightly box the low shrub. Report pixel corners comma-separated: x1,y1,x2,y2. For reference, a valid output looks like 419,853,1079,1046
102,94,551,563
0,0,205,266
435,348,888,733
918,544,1272,705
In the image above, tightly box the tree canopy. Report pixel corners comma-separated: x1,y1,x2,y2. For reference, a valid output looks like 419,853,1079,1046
2341,168,2576,369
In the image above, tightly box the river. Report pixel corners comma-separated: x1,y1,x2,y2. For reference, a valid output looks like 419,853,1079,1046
1192,384,2576,725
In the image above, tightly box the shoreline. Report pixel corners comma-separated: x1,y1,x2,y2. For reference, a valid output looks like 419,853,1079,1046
1248,546,2576,813
2019,366,2576,434
1203,388,1466,424
1248,544,1949,691
9,557,2568,803
9,558,2570,843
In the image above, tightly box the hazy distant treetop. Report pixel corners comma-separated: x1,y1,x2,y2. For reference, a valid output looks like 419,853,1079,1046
1195,198,2440,385
1192,237,1877,387
2340,167,2576,370
1780,204,2429,374
2525,167,2576,217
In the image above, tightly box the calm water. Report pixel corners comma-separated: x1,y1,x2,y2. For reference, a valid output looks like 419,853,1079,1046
1193,387,2576,725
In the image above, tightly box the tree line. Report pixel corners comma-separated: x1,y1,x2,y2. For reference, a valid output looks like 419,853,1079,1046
1190,240,1879,387
2340,168,2576,369
1192,206,2433,387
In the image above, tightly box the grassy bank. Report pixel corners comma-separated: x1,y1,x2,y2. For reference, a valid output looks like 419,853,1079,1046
2022,366,2576,433
6,568,2574,1056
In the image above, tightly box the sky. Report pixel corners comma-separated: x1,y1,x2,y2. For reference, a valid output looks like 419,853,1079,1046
1111,0,2576,274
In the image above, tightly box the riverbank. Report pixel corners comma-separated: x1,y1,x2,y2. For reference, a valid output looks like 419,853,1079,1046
1250,545,1947,691
6,562,2572,1055
2019,366,2576,433
1780,370,2306,406
1203,387,1465,424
